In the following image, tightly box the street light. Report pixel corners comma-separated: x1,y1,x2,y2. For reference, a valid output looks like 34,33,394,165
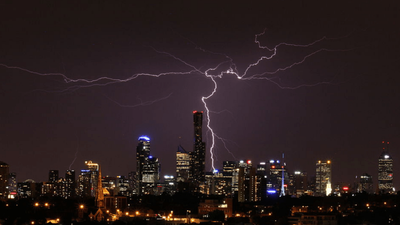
80,204,84,209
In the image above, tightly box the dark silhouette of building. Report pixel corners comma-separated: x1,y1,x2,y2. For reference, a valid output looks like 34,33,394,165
0,161,9,199
190,111,206,192
292,171,308,196
49,170,59,183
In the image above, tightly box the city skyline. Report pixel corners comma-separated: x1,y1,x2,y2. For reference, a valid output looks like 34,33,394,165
1,2,400,189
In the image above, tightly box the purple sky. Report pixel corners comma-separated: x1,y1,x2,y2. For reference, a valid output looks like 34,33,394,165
1,2,400,189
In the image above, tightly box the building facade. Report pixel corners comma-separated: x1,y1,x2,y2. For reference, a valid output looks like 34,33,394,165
176,145,190,183
0,161,9,199
315,160,332,196
136,136,160,195
378,141,394,193
190,111,206,192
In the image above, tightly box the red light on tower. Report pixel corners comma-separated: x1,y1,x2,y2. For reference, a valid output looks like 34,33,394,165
193,111,197,114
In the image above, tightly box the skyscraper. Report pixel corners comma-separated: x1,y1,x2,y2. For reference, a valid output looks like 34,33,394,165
136,136,160,195
65,170,76,198
293,171,308,196
8,172,17,199
0,161,9,199
190,111,206,190
141,155,160,195
85,160,99,197
358,173,373,194
176,145,190,182
378,141,394,193
315,160,332,196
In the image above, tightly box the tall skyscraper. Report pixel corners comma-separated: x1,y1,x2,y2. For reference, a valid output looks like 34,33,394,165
0,161,9,199
268,159,287,195
190,111,206,191
378,141,394,193
136,136,160,195
176,145,190,182
85,161,99,197
77,169,92,197
141,155,160,195
315,160,332,196
65,170,76,198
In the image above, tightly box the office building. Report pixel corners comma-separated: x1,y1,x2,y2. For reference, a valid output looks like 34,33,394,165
315,160,332,196
85,160,100,197
141,155,160,195
162,175,176,195
268,159,288,195
8,172,17,199
190,111,206,192
292,171,308,196
77,169,91,197
358,173,374,194
136,136,160,195
176,145,190,182
378,141,394,193
49,170,59,183
0,161,9,199
204,171,233,196
65,170,75,198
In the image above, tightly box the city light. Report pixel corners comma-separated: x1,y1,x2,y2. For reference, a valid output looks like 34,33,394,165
138,136,150,141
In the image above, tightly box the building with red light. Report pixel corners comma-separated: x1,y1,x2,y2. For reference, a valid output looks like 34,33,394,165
378,141,394,193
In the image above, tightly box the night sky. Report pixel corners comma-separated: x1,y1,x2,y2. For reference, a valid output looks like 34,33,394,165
1,2,400,189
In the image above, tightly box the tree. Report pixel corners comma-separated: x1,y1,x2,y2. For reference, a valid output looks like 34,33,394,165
208,210,225,222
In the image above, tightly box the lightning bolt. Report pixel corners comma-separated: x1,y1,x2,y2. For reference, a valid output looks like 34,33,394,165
105,93,173,108
69,139,79,170
1,30,354,171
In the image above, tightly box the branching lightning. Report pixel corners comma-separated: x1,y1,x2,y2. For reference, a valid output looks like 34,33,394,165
1,30,354,171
